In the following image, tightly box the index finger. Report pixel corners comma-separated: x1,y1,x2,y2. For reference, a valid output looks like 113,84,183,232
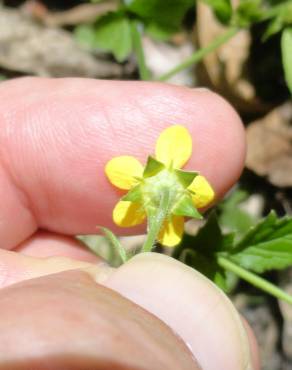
0,78,245,248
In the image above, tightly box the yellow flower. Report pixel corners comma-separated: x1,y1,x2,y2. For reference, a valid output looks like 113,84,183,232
105,125,215,247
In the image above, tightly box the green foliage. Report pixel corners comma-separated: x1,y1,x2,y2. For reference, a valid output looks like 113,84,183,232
200,0,232,24
145,22,177,41
174,209,292,297
75,11,132,62
230,212,292,273
281,27,292,94
76,0,195,62
263,15,285,40
127,0,194,31
218,190,256,238
233,0,262,27
174,212,235,291
131,21,151,80
75,24,97,50
93,12,132,62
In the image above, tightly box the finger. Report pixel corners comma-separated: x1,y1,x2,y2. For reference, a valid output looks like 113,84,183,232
0,248,109,288
0,78,245,248
15,231,100,263
0,270,198,370
0,248,259,369
104,253,259,370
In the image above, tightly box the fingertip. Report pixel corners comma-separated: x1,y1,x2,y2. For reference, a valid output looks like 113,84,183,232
104,252,252,370
0,78,246,245
241,316,261,370
183,88,246,198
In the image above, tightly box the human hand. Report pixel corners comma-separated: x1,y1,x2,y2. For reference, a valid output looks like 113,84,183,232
0,78,259,369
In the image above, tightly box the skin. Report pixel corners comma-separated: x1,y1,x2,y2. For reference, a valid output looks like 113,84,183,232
0,77,260,370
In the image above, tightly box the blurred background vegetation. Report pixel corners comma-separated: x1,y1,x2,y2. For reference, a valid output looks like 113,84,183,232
0,0,291,368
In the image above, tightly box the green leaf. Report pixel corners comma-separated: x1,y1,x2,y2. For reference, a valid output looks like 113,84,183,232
281,27,292,94
230,212,292,273
75,24,98,50
127,0,194,29
100,227,127,263
94,11,132,62
218,189,256,238
174,212,234,260
200,0,232,24
180,249,231,291
262,15,284,41
234,0,262,27
173,195,203,219
175,169,198,188
122,185,143,202
130,20,151,80
145,22,177,41
143,156,164,178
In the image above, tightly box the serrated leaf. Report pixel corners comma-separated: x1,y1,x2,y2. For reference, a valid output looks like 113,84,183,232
175,169,198,188
230,211,292,273
100,227,127,263
200,0,232,24
173,195,203,219
94,11,132,62
122,185,143,202
143,156,164,178
127,0,194,29
281,27,292,94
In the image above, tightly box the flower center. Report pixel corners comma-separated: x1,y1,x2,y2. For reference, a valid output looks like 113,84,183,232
141,169,185,214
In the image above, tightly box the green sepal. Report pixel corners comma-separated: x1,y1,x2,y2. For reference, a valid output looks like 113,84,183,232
99,227,127,264
143,156,165,178
173,195,203,219
175,169,198,188
122,185,142,202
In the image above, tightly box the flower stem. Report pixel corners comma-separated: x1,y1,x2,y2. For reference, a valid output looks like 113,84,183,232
131,21,151,81
157,26,239,82
218,256,292,305
142,189,170,253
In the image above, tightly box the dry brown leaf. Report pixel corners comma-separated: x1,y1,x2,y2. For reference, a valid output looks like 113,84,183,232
196,1,269,114
246,102,292,187
0,7,122,78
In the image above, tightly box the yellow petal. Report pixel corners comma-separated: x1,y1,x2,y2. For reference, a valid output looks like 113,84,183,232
113,201,146,227
155,125,192,168
158,216,184,247
105,156,143,190
188,175,215,209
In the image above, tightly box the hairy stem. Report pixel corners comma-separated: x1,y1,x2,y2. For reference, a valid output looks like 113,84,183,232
142,189,170,253
218,257,292,305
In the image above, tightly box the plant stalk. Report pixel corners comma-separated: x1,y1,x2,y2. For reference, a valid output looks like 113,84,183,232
142,190,170,252
157,26,239,82
131,21,151,81
218,256,292,305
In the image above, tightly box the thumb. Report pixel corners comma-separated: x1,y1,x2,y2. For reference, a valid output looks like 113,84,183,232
104,253,260,370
